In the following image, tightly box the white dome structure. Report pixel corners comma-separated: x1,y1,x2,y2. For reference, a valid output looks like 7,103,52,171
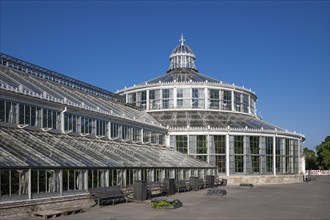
118,36,305,177
168,34,197,71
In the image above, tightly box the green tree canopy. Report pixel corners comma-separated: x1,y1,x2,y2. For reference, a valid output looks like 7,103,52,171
315,136,330,169
303,147,317,170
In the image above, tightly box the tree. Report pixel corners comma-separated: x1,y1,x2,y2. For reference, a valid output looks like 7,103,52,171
303,147,317,170
315,136,330,169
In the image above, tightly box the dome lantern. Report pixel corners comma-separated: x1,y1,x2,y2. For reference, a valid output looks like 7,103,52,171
168,34,197,71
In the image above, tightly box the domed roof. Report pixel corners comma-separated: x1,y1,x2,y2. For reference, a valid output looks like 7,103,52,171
168,34,197,71
170,45,195,58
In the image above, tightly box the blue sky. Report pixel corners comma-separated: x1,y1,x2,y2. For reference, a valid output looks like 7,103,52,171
1,0,329,149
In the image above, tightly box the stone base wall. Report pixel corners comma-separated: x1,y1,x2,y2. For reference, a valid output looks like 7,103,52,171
0,194,95,217
224,174,303,185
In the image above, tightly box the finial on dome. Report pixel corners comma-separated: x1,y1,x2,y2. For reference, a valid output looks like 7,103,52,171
168,35,197,71
179,34,185,45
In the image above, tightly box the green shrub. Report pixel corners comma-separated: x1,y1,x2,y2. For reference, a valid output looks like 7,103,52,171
151,199,177,209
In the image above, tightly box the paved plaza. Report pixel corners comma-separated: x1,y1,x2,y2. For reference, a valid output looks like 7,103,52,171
5,176,330,220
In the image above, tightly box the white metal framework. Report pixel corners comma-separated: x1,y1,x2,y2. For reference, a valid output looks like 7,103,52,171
117,36,305,176
0,53,216,203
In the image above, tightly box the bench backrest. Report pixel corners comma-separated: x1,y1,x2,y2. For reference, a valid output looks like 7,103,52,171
90,186,123,196
147,181,162,188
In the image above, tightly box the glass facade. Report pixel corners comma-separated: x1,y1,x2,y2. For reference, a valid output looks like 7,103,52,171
127,88,255,113
0,98,166,146
171,134,300,175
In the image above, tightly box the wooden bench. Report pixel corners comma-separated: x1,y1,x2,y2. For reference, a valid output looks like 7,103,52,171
147,181,164,198
175,180,191,192
90,186,128,207
32,207,82,220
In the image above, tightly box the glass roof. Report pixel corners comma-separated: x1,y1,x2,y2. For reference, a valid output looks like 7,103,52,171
0,126,212,169
138,68,228,84
171,44,195,55
149,111,286,131
0,65,162,127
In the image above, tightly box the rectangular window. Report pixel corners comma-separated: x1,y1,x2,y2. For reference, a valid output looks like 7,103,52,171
192,88,204,109
177,88,189,109
209,89,220,109
133,127,141,142
222,90,232,110
266,156,273,172
127,93,136,104
0,100,4,122
216,155,226,173
276,138,281,155
143,130,151,143
214,135,226,154
242,94,249,113
235,155,244,173
176,135,188,154
234,92,241,111
252,156,260,173
81,117,92,134
149,89,160,110
234,136,244,154
43,109,59,129
162,89,170,99
151,132,159,144
111,122,119,139
96,120,107,136
136,91,147,109
177,88,183,98
122,125,131,140
162,89,173,109
30,106,36,126
196,135,207,154
265,137,273,155
250,136,259,154
19,104,25,124
250,98,256,115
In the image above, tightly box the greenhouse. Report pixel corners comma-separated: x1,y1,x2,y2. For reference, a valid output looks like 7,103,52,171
117,35,305,177
0,36,305,205
0,53,215,203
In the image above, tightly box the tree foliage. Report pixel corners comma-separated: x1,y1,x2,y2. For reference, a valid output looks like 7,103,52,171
303,147,317,170
315,136,330,169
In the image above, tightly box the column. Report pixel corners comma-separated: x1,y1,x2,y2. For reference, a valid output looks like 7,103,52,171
173,87,177,108
226,134,230,176
204,87,208,109
84,170,88,191
140,129,144,143
248,95,251,114
161,169,165,181
146,89,150,111
59,169,63,196
106,121,111,140
105,170,110,187
60,107,66,133
244,136,252,174
259,136,266,175
28,169,32,200
91,120,97,137
298,138,302,174
231,90,235,111
281,139,286,174
121,170,127,187
273,136,276,176
208,135,215,166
